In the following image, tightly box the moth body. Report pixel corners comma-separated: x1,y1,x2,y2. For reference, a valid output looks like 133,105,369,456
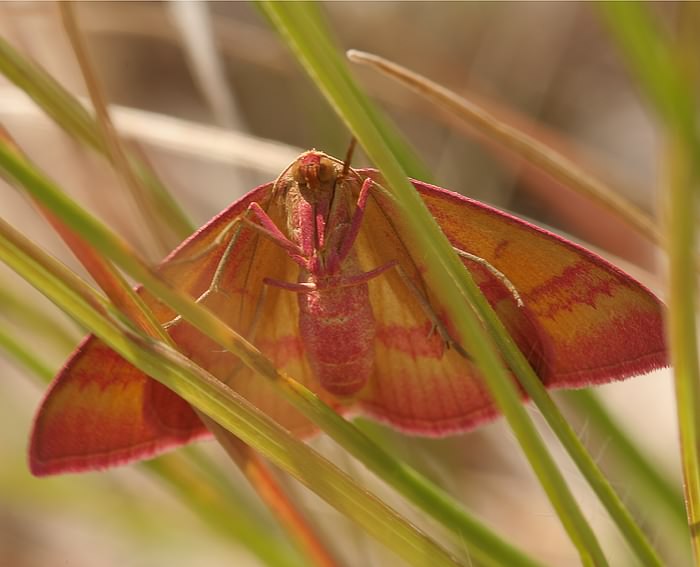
298,272,375,396
276,153,376,396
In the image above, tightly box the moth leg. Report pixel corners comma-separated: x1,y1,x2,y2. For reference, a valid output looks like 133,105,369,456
162,217,249,329
244,203,306,267
163,202,279,270
262,256,455,359
163,203,282,328
263,280,316,293
263,260,398,293
171,202,306,272
330,260,397,289
454,248,523,307
335,177,373,264
388,249,523,358
390,263,470,359
261,255,467,357
163,201,308,329
244,178,374,271
165,219,241,268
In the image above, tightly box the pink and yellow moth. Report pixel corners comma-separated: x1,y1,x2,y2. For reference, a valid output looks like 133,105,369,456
29,150,667,475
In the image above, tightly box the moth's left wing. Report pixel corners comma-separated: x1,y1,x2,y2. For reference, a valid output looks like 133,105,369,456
346,175,538,434
350,171,666,436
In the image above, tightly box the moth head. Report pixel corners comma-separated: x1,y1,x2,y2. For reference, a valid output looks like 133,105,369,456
297,152,338,188
274,151,341,201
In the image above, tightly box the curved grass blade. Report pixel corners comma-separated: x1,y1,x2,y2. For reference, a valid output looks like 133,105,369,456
331,49,672,562
259,3,612,565
339,52,670,564
0,327,306,567
0,225,306,567
598,3,700,166
601,3,700,561
59,2,180,255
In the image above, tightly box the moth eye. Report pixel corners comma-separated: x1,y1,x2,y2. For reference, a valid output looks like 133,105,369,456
317,158,336,184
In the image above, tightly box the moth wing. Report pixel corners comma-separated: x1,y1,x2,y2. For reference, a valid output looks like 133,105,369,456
351,172,666,435
30,183,281,475
30,339,206,475
408,177,667,385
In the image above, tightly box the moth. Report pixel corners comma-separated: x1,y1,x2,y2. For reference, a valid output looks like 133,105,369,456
30,150,667,475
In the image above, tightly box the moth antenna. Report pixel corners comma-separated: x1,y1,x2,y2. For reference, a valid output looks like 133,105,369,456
341,138,357,177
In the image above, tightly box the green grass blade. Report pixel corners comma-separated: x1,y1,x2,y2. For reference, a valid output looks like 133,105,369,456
348,47,672,565
0,49,329,564
0,38,101,148
259,3,610,565
600,3,700,561
346,50,667,565
598,3,700,164
666,136,700,561
0,215,465,567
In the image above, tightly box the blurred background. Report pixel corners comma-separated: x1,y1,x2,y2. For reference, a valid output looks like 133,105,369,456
0,2,682,566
